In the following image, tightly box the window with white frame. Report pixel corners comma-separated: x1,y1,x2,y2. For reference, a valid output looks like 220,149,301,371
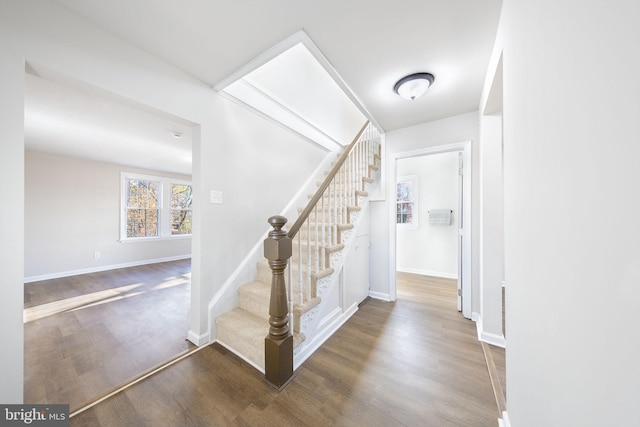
170,183,192,235
396,175,418,227
121,172,192,240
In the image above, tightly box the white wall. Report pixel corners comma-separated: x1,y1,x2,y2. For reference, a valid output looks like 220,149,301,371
24,151,192,280
0,0,327,401
478,44,505,345
396,152,459,278
497,0,640,425
0,32,25,404
478,112,505,346
370,111,479,308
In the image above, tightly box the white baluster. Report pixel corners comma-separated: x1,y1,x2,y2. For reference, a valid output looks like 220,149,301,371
306,217,311,301
333,175,337,245
328,175,332,247
288,264,293,336
297,232,302,306
321,183,326,270
314,204,319,273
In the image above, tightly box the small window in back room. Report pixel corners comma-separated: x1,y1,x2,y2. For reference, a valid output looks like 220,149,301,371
396,175,418,227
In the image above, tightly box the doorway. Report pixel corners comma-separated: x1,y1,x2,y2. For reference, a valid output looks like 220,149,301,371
23,65,198,410
389,142,471,318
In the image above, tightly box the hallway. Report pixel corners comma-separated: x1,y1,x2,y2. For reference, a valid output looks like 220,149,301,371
71,272,498,426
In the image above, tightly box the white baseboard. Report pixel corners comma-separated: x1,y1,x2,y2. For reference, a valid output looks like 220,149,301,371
499,411,511,427
294,302,358,370
318,306,343,329
472,312,506,348
187,330,210,346
368,290,391,301
482,331,506,348
396,267,457,279
24,255,191,283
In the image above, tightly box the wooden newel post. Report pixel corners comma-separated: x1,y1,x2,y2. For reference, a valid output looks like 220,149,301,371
263,215,294,390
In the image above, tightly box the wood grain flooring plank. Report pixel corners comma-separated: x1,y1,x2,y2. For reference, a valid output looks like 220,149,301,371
70,272,498,426
24,259,193,410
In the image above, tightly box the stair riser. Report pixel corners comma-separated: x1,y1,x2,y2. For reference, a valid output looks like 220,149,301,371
256,263,326,299
238,290,306,328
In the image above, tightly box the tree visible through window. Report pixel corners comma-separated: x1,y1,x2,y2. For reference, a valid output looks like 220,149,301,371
126,178,159,237
396,175,418,226
121,172,192,240
171,184,192,235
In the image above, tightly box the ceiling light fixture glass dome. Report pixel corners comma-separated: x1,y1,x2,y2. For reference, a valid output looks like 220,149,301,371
394,72,435,101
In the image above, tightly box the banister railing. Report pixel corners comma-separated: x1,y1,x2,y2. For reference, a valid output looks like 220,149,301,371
263,121,381,390
287,121,370,238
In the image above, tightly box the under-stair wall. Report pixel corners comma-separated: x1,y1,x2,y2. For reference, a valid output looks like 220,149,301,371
206,150,338,345
212,122,382,373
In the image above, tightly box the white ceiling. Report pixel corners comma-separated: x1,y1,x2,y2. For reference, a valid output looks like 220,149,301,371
25,69,195,175
26,0,502,173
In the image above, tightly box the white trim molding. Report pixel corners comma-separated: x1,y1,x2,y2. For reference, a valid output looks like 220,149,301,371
24,254,191,283
368,291,391,301
214,30,382,134
499,411,511,427
473,312,506,348
187,330,210,347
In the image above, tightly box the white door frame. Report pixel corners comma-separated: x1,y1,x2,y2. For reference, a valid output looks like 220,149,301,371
388,141,472,319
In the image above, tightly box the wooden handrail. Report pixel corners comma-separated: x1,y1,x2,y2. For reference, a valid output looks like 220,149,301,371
287,120,370,239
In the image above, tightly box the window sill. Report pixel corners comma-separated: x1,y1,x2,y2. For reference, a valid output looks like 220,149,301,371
119,235,192,243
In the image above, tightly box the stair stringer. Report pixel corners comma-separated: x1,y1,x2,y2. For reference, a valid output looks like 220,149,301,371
292,186,374,370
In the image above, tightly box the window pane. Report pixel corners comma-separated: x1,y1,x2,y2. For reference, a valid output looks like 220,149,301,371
396,202,415,224
127,209,158,238
171,209,192,235
147,181,158,208
127,179,138,208
397,181,413,202
171,184,192,210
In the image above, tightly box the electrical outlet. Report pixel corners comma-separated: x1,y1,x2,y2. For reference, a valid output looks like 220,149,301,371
94,251,101,259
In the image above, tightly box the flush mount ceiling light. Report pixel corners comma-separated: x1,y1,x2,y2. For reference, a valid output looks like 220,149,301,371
394,72,435,101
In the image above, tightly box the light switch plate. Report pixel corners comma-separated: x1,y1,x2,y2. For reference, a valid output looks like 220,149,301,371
210,190,223,204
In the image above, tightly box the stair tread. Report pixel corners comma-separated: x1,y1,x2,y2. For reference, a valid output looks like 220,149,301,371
216,308,306,369
217,307,266,333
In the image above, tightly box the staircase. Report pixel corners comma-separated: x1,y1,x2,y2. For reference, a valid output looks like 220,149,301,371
215,122,382,377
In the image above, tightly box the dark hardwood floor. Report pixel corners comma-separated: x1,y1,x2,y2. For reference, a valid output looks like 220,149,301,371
24,259,193,410
70,272,499,426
